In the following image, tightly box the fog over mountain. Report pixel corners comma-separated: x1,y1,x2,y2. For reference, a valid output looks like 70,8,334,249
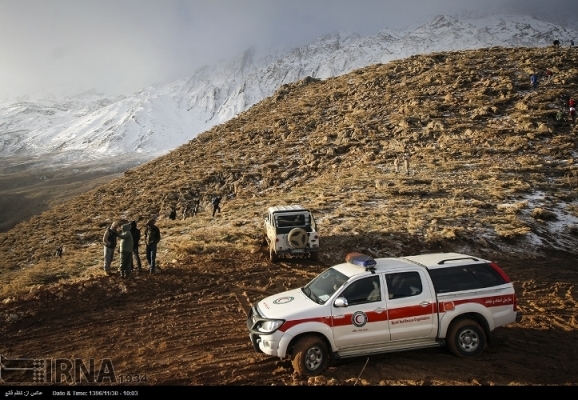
1,0,576,101
1,12,577,169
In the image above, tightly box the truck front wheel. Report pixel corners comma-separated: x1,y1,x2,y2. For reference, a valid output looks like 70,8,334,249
447,319,486,357
291,336,328,376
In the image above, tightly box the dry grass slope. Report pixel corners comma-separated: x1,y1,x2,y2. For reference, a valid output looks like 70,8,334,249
1,46,577,299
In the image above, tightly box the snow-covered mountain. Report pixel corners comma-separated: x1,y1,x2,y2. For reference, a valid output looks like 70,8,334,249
1,13,577,164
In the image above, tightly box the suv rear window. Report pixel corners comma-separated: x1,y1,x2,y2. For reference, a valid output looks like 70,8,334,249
273,213,312,233
275,214,308,228
428,263,507,293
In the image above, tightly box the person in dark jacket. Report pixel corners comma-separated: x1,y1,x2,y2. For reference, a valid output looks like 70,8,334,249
211,196,222,217
102,222,119,276
130,220,142,272
145,218,161,274
117,223,134,278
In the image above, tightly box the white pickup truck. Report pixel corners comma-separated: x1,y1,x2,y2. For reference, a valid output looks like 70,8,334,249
247,252,523,376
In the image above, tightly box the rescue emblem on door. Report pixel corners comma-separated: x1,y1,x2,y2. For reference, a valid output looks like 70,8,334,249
352,311,368,327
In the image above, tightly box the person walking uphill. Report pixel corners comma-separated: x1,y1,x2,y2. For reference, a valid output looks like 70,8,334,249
211,196,222,217
145,218,161,274
117,223,134,278
102,222,119,276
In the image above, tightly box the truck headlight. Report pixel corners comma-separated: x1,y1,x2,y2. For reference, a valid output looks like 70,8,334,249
257,319,285,333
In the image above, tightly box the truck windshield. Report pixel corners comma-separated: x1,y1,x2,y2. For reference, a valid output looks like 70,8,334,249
302,268,349,304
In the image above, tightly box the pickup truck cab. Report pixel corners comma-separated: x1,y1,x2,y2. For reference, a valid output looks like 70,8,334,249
247,252,523,376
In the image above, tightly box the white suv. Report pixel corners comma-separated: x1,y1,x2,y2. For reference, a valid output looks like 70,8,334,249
247,252,522,376
264,205,319,262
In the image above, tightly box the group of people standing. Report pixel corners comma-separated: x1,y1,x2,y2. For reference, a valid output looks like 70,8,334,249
168,196,223,220
530,67,576,124
102,196,223,277
102,218,161,277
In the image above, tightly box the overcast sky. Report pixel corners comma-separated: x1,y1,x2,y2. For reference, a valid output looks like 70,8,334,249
0,0,574,100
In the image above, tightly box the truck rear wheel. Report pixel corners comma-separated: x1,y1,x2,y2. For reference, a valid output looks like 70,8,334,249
447,319,486,357
292,336,328,376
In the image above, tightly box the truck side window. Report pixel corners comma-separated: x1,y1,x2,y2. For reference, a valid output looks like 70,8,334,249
429,264,506,293
341,276,381,305
386,272,423,300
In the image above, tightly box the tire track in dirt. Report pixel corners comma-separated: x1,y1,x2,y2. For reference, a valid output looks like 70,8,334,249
1,251,578,385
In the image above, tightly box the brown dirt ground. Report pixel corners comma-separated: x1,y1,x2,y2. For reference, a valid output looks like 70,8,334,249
1,248,577,386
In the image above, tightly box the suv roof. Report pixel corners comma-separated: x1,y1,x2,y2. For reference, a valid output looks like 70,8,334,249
268,205,308,213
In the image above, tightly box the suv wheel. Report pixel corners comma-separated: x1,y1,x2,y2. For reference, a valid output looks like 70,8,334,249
447,319,486,357
292,335,328,376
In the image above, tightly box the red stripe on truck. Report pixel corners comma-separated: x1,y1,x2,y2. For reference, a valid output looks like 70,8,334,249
278,294,514,332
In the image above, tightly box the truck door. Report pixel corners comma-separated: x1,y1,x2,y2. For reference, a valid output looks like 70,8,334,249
385,270,436,341
331,275,390,350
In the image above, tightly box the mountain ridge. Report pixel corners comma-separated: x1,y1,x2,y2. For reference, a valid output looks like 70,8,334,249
1,13,577,163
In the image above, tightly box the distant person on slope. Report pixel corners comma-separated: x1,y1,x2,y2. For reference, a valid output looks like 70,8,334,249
117,223,134,278
530,73,538,89
145,218,161,274
556,109,564,122
192,199,200,217
102,222,119,276
211,196,222,217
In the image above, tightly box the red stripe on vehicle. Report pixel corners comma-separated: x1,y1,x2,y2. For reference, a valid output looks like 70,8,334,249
388,304,436,320
279,316,333,332
278,294,512,332
451,294,514,308
331,310,391,327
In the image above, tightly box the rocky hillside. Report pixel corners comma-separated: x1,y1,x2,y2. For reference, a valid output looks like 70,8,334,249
1,46,577,298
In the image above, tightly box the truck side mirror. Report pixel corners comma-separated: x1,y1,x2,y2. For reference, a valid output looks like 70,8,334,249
334,297,348,308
